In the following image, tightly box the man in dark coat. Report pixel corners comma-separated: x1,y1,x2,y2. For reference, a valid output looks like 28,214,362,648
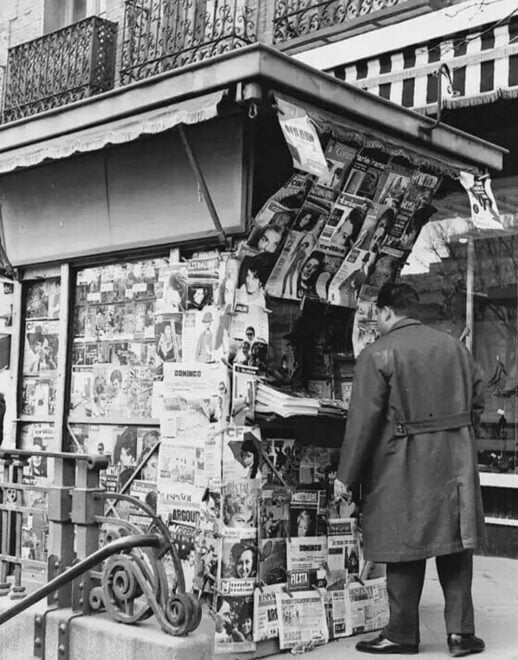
336,282,486,657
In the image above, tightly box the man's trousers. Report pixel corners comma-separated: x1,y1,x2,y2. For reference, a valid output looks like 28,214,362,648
383,550,475,646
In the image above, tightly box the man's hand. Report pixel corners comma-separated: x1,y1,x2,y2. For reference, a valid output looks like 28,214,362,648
334,478,349,500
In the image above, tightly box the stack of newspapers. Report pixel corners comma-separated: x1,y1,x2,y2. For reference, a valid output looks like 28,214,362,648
256,383,347,418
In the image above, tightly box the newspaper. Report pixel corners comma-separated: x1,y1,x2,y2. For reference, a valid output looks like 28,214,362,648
345,578,389,636
253,585,283,642
275,590,329,650
326,518,360,585
286,536,327,573
325,589,349,639
276,96,329,178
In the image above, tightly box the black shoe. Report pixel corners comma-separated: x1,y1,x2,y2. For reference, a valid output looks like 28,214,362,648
356,633,419,654
448,634,485,657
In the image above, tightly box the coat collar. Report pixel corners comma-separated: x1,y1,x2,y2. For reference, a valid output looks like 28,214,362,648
387,317,422,335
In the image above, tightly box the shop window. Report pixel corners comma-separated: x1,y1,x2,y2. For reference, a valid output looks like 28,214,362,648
401,213,518,483
17,278,61,572
67,258,167,496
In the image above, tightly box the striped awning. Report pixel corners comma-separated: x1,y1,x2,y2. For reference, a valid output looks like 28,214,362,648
328,15,518,113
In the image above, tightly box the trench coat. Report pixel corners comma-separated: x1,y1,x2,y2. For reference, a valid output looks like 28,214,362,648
336,318,486,563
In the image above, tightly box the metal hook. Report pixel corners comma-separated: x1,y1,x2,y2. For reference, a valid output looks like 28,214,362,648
248,102,258,120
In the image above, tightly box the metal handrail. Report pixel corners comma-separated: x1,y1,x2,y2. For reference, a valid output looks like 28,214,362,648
0,534,162,625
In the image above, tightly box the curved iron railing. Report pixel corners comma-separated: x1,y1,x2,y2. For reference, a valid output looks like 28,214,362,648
0,448,201,636
273,0,408,45
120,0,257,84
2,16,117,123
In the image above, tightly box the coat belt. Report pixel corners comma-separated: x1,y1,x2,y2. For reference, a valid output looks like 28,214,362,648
391,411,473,438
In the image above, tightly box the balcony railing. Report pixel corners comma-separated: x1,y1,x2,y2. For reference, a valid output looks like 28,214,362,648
2,16,118,123
273,0,415,47
120,0,258,85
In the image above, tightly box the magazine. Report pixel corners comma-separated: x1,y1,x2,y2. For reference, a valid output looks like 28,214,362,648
221,478,259,531
23,320,59,373
222,426,262,482
213,594,256,654
258,538,287,586
275,590,329,650
319,138,358,190
289,488,327,537
259,486,291,539
185,255,220,311
231,363,258,423
219,527,257,595
342,152,389,201
182,307,221,363
155,264,188,314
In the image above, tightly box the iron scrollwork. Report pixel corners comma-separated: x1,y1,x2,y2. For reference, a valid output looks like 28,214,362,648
2,16,117,124
91,491,202,636
120,0,258,85
273,0,402,44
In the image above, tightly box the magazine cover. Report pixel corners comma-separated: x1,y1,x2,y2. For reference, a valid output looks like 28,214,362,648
155,264,188,314
23,320,59,373
154,315,182,364
19,423,54,485
21,510,48,563
193,530,220,594
342,151,389,201
298,445,339,485
219,527,257,592
222,426,262,482
320,138,358,190
251,172,310,236
221,478,259,530
374,163,414,209
186,255,220,311
327,246,374,308
259,486,290,539
351,299,379,357
25,279,60,319
182,307,221,363
275,590,329,650
289,489,327,537
21,376,55,417
128,479,158,528
214,595,256,654
258,538,287,586
262,438,299,487
231,363,258,423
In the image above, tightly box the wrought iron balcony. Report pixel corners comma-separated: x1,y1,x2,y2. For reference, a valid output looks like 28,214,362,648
120,0,258,85
2,16,118,124
273,0,429,49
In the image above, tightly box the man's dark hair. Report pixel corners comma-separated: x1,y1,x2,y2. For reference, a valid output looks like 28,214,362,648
376,282,420,317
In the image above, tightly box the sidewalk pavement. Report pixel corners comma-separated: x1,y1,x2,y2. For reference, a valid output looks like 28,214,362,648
269,555,518,660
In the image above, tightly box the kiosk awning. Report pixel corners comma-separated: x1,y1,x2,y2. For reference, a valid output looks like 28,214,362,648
0,90,227,174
